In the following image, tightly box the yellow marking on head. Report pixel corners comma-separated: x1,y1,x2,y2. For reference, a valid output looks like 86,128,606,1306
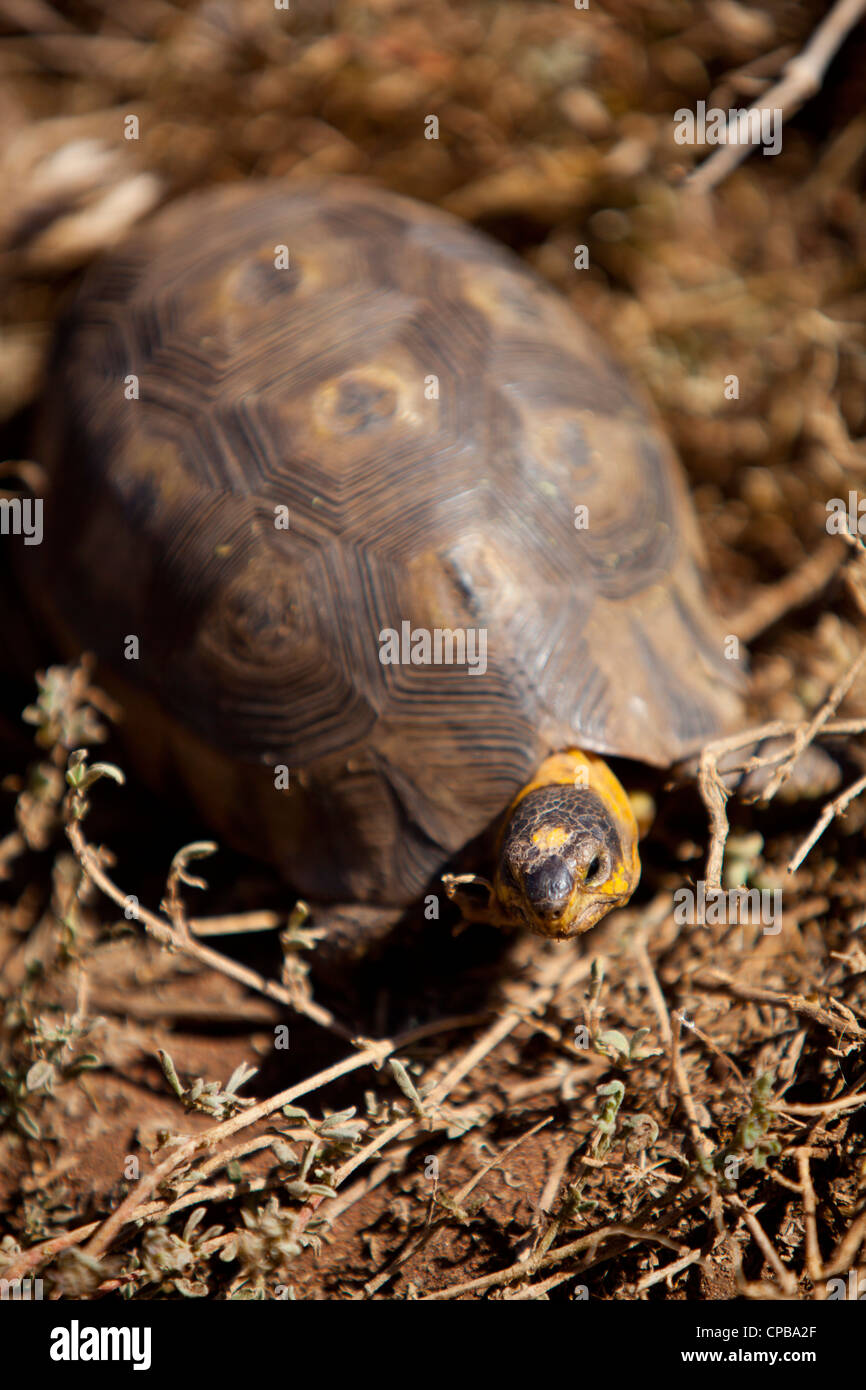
497,747,642,937
507,751,638,858
600,862,634,899
530,825,570,853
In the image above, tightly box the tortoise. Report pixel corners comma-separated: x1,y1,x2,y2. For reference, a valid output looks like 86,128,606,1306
24,179,744,944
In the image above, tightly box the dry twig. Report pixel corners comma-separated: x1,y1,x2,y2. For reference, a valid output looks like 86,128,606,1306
686,0,866,193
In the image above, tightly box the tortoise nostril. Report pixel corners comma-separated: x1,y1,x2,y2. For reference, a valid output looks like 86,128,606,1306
525,857,574,911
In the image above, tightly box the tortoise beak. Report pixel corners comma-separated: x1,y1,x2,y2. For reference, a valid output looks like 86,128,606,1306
521,888,630,939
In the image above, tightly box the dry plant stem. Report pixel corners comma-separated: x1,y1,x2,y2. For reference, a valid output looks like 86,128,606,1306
634,1248,704,1293
824,1207,866,1277
0,1221,101,1277
726,1196,798,1296
768,1168,806,1196
103,1132,324,1244
4,1136,407,1285
669,1013,717,1170
761,645,866,801
66,818,345,1037
797,1148,824,1285
675,1009,748,1092
321,1013,523,1198
730,536,842,642
721,43,796,101
631,930,673,1046
736,1280,801,1301
148,1131,317,1207
699,742,740,892
706,718,866,748
422,1207,698,1301
685,0,866,194
788,769,866,872
363,1117,552,1297
12,952,591,1282
81,991,281,1024
456,1118,552,1206
81,1012,484,1259
774,1093,866,1116
502,1267,583,1299
322,1145,415,1226
692,969,866,1041
698,717,866,891
445,999,724,1303
0,1011,484,1281
188,911,282,936
290,952,594,1242
537,1140,575,1218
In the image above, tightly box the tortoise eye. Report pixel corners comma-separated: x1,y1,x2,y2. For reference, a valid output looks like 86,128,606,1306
583,850,610,887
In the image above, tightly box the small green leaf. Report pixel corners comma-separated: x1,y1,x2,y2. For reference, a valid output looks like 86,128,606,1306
182,1208,207,1243
158,1050,185,1098
271,1141,299,1166
70,1053,101,1073
225,1062,258,1096
597,1030,630,1057
81,762,125,790
25,1060,56,1093
17,1108,41,1139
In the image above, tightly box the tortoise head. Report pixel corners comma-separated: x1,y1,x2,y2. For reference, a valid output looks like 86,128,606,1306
493,751,641,939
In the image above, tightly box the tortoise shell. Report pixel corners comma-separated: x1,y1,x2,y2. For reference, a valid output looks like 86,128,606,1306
30,180,743,906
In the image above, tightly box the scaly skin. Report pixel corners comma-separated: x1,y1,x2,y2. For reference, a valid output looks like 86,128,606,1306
494,750,641,938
